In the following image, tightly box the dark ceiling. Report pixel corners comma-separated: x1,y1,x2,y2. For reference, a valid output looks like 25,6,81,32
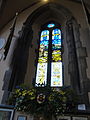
0,0,90,31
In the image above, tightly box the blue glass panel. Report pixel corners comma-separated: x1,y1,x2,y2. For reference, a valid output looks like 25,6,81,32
52,29,61,50
52,39,61,50
53,29,60,34
47,23,55,28
40,40,48,46
52,39,61,45
41,30,49,41
52,29,61,40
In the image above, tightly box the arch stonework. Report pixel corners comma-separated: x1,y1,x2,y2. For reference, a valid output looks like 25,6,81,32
9,3,73,89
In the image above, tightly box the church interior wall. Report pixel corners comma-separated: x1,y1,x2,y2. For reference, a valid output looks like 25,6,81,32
0,0,90,104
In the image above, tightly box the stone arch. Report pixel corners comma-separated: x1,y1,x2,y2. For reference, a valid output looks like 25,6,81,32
22,3,74,88
8,3,73,90
24,3,72,26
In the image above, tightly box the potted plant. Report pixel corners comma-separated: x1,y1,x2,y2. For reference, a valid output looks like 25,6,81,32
8,85,77,120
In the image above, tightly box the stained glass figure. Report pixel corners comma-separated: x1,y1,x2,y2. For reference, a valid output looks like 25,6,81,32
51,62,62,87
47,23,55,28
36,63,47,87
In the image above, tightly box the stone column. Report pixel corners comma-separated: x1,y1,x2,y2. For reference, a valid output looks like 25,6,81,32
8,23,33,91
72,19,89,104
66,17,89,104
66,18,81,93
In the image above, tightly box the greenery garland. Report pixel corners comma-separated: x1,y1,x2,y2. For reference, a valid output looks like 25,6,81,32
8,85,77,119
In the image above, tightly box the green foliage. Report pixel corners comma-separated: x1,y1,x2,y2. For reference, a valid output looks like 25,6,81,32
8,85,77,118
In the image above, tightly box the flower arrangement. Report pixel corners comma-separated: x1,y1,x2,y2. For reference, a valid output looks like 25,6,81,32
8,85,77,119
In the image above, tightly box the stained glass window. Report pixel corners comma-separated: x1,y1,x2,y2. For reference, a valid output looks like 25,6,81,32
35,30,49,87
35,24,63,87
47,23,55,28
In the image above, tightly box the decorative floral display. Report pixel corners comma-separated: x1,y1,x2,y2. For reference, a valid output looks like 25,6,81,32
8,85,77,119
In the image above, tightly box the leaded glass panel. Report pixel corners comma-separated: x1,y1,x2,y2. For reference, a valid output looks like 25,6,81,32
51,62,62,87
35,63,47,87
52,50,61,62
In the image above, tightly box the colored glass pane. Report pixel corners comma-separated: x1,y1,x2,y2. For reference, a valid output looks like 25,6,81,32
38,51,48,63
41,30,49,41
38,50,48,63
52,29,61,39
52,34,61,40
40,40,48,49
52,29,61,50
51,62,62,87
52,39,61,50
52,50,61,62
52,29,61,41
52,28,61,34
35,63,47,87
47,23,55,28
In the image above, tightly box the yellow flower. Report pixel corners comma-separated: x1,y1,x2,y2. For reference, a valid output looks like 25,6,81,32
62,97,67,102
22,90,27,96
48,95,54,101
30,96,36,100
15,89,22,96
15,89,20,93
58,90,65,95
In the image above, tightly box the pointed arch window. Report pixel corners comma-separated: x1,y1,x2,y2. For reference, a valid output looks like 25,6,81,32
35,23,63,87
